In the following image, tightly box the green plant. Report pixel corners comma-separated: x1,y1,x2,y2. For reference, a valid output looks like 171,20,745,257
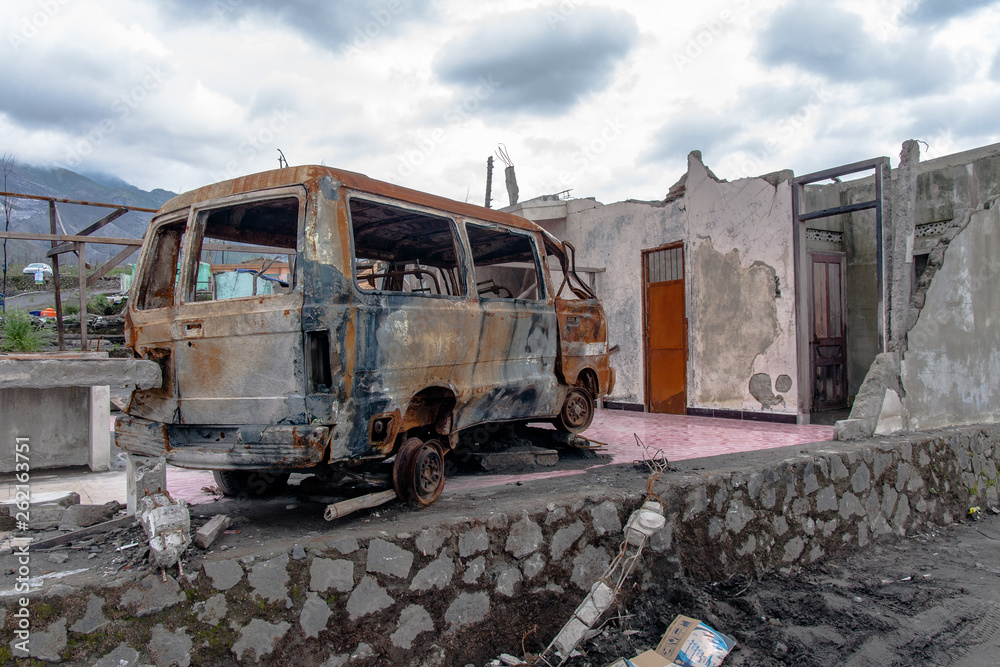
62,301,80,315
0,309,54,352
87,294,124,316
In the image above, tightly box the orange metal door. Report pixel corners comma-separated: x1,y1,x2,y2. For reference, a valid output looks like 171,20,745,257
644,244,686,413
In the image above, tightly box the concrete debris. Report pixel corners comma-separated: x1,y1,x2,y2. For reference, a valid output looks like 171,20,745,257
194,514,230,549
59,501,121,530
136,492,191,569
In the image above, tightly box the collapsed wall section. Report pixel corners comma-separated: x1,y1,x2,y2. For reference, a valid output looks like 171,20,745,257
902,205,1000,430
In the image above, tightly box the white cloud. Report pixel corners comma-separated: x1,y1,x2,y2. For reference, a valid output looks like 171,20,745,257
0,0,998,204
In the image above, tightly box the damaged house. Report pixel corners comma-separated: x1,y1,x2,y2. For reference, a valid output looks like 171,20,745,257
507,140,1000,434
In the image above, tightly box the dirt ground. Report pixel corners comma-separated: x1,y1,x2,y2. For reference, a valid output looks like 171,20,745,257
565,509,1000,667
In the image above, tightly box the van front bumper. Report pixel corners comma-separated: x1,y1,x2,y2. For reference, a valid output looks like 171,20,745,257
115,414,329,470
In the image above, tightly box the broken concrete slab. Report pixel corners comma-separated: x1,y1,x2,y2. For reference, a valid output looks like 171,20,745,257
69,593,109,634
300,592,332,639
469,446,559,471
0,357,161,390
194,593,228,626
127,455,167,516
231,619,290,662
309,557,354,593
202,558,244,591
409,552,455,592
9,617,67,662
149,624,192,667
92,643,140,667
58,501,121,531
366,538,413,579
346,576,394,620
119,573,186,617
248,553,291,605
193,514,230,549
390,604,434,649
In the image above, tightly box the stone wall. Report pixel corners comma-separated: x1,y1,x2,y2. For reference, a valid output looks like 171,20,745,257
652,425,1000,580
5,425,998,665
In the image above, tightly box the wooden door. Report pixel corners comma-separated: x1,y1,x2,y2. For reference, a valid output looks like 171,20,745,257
811,252,847,410
644,244,686,413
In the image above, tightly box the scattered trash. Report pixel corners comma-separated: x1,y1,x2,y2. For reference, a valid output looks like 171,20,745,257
969,506,982,521
115,542,139,552
623,615,735,667
538,442,670,666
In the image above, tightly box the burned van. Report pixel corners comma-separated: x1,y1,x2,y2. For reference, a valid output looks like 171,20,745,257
116,166,614,505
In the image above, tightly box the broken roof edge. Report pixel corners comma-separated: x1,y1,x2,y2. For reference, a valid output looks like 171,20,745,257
155,165,544,233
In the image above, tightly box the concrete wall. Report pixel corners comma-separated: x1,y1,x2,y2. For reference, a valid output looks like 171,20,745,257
684,156,799,417
0,387,90,471
902,206,1000,430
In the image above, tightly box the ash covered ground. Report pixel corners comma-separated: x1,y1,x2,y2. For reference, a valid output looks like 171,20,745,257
562,510,1000,667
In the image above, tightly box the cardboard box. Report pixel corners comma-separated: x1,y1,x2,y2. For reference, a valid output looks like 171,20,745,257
654,615,735,667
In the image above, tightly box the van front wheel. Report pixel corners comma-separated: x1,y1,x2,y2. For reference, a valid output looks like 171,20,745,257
393,437,445,507
212,470,289,498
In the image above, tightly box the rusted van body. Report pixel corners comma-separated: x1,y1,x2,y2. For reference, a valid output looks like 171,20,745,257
116,166,614,503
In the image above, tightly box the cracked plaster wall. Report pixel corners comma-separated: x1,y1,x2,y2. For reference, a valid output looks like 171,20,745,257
685,155,799,414
902,206,1000,430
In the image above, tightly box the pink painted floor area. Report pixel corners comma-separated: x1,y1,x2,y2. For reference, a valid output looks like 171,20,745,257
446,409,834,492
154,410,834,504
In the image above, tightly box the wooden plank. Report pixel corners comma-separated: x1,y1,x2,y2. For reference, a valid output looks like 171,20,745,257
87,245,138,287
47,207,128,256
30,515,135,550
0,190,157,212
0,231,142,246
78,242,88,350
49,201,65,350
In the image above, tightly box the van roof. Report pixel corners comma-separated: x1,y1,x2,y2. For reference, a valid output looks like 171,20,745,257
157,165,546,235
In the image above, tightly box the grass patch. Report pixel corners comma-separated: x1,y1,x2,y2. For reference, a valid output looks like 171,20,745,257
0,309,55,352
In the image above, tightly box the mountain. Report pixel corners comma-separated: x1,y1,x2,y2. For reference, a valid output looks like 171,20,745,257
1,163,177,266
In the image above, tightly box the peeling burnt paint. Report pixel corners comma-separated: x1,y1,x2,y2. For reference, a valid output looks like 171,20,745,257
116,166,614,481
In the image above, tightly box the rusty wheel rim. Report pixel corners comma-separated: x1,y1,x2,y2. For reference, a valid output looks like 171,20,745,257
411,440,445,506
392,437,445,506
559,388,594,433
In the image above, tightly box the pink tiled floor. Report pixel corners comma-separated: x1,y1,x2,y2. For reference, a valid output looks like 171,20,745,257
446,409,834,492
145,410,835,503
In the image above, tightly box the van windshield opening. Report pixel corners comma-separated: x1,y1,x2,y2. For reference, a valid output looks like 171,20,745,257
349,198,465,297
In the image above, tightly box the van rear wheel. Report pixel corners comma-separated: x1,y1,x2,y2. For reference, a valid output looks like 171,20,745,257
212,470,289,498
392,437,445,507
556,387,594,434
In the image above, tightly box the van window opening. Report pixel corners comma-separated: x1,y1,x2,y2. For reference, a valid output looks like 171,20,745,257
349,197,466,297
466,223,543,301
183,196,299,302
543,236,596,300
135,220,186,311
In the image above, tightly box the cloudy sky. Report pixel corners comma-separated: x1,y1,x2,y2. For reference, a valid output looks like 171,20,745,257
2,0,999,204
